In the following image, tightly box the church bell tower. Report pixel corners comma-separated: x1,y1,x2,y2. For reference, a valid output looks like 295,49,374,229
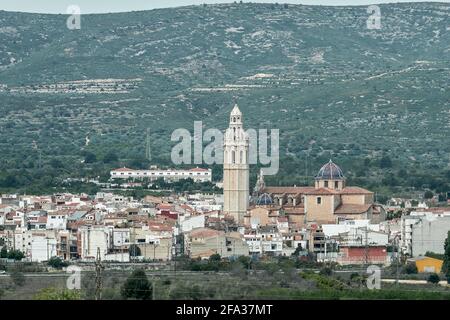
223,104,250,224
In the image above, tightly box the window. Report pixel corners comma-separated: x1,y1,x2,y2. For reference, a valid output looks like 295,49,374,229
335,181,339,189
324,181,328,188
317,197,322,204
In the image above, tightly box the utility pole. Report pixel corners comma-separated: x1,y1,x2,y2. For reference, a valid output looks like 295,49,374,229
395,235,400,286
145,128,151,162
94,247,104,300
364,227,369,266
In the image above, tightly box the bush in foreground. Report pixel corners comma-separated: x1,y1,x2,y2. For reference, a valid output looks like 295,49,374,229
121,269,152,300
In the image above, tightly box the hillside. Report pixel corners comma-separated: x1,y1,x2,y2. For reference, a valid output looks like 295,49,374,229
0,2,449,196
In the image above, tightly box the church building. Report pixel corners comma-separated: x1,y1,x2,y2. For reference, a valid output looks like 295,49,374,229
246,160,385,227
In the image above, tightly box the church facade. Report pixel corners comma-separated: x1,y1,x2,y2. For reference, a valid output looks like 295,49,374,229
222,104,250,224
247,160,385,227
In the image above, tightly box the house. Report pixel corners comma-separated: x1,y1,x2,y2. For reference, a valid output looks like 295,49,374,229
337,245,389,266
179,214,205,233
28,216,48,230
186,228,248,259
78,226,112,260
138,237,172,261
409,256,443,273
30,235,57,262
46,211,68,230
244,226,283,256
110,167,212,183
401,215,450,257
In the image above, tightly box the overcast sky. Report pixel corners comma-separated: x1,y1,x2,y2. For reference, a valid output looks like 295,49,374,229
0,0,448,14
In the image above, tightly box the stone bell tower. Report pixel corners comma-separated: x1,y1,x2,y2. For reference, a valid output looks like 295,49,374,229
223,104,249,224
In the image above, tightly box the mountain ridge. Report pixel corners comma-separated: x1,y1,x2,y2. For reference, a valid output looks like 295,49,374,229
0,2,449,194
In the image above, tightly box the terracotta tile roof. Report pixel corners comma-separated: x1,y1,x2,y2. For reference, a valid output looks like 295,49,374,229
30,216,47,224
157,203,173,210
180,204,194,211
303,188,339,195
189,167,209,172
148,223,173,232
263,186,315,194
112,167,136,172
190,227,223,239
334,204,372,214
340,187,373,195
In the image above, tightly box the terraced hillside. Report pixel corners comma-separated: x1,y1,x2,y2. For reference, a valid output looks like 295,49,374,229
0,2,449,196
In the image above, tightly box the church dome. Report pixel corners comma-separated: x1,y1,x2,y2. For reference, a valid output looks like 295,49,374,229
256,193,273,206
315,160,345,180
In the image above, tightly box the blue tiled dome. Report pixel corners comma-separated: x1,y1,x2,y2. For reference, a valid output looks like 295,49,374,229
256,193,273,206
315,160,344,180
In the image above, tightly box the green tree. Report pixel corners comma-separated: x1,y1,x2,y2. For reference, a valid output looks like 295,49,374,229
47,256,69,269
292,244,304,256
443,231,450,283
0,246,7,258
209,254,221,262
424,191,434,199
403,263,418,274
7,250,24,261
121,269,152,300
34,287,81,300
103,151,119,163
427,273,440,284
379,155,392,168
10,269,25,287
84,152,97,163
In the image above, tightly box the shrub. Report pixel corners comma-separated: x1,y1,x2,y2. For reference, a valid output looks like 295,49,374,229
47,256,69,269
319,266,333,276
34,287,81,300
121,269,152,300
10,270,25,287
403,263,418,274
427,273,440,284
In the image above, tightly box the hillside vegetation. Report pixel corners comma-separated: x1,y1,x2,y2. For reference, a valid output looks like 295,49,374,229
0,2,449,199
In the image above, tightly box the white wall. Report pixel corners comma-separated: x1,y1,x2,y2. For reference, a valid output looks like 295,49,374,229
180,215,205,233
31,237,57,262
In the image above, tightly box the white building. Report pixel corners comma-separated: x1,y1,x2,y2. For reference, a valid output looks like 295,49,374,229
401,214,450,257
112,228,130,248
110,167,212,183
79,226,112,260
338,228,389,247
30,236,57,262
46,212,68,230
179,214,205,233
322,220,380,237
244,227,283,255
